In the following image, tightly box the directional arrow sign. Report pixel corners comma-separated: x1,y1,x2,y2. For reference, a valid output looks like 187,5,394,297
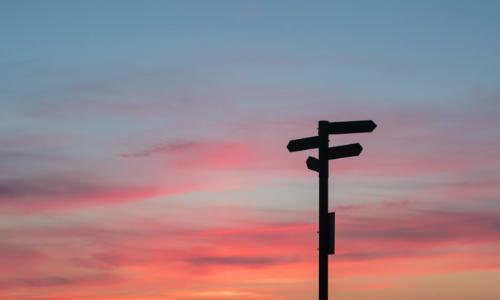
328,143,363,160
287,136,319,152
328,120,377,135
306,156,320,172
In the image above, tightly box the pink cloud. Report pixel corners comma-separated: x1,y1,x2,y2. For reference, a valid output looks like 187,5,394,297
0,175,200,213
2,196,500,299
0,244,46,272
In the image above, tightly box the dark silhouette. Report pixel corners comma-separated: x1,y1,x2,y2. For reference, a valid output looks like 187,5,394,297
287,120,377,300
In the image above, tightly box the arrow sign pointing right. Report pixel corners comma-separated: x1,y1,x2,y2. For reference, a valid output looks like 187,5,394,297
328,120,377,135
328,143,363,160
287,136,320,152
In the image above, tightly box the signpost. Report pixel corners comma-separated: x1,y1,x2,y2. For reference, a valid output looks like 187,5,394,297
287,120,376,300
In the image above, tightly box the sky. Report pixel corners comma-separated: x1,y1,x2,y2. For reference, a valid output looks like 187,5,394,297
1,1,500,299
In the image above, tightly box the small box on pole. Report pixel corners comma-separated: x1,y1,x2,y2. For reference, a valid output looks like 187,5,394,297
328,212,335,255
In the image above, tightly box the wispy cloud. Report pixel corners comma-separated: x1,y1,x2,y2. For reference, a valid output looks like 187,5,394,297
0,274,119,289
120,141,201,158
0,174,198,213
187,255,297,267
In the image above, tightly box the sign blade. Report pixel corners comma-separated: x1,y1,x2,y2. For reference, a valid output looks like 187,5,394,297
328,120,377,134
328,143,363,160
306,156,320,172
287,136,320,152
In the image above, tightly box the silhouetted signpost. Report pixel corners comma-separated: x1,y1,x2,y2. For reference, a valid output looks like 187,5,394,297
287,120,376,300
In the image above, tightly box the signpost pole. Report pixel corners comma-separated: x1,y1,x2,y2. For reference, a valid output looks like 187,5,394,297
286,119,376,300
318,120,329,300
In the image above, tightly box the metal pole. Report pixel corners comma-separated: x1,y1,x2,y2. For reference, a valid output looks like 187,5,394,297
318,120,329,300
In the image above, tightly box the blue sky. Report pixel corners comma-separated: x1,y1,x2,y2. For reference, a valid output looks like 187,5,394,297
3,1,500,102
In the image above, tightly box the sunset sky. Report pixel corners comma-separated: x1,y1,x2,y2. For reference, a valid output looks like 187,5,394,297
1,1,500,299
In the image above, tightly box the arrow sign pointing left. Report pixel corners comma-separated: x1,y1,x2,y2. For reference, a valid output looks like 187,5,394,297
306,156,320,172
287,136,319,152
328,143,363,160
